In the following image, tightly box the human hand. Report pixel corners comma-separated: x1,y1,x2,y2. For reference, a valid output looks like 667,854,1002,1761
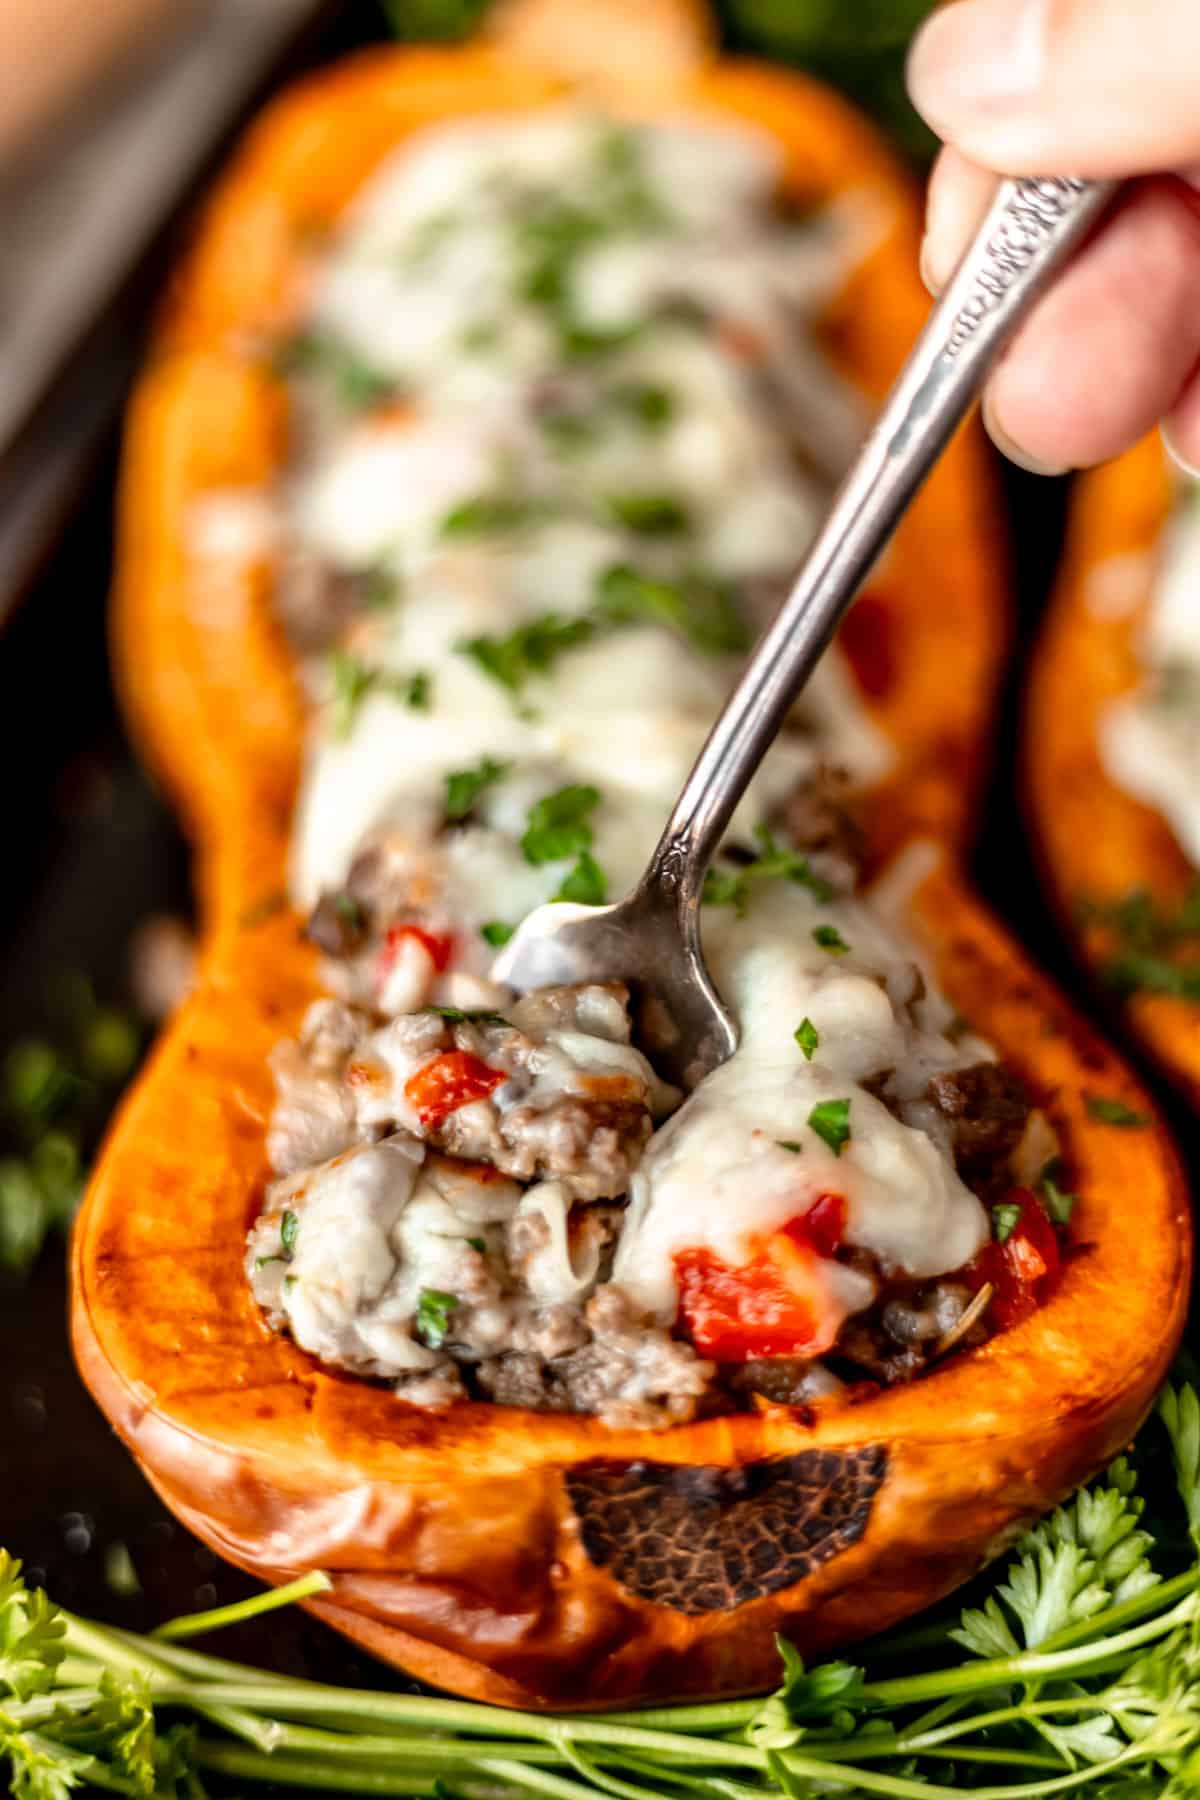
906,0,1200,475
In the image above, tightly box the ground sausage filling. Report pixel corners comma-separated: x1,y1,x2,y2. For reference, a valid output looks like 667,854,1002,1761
216,109,1072,1428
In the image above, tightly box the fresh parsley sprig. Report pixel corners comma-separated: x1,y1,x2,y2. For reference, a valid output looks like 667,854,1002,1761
7,1385,1200,1798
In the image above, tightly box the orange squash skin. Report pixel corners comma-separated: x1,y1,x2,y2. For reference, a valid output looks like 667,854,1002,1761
71,26,1189,1710
1024,436,1200,1110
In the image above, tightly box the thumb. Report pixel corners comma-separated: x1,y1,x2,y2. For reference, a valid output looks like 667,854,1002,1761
907,0,1200,177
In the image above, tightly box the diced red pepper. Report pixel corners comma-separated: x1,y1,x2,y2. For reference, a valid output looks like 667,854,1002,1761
379,923,455,977
966,1189,1062,1329
674,1198,847,1363
784,1192,847,1260
404,1051,504,1129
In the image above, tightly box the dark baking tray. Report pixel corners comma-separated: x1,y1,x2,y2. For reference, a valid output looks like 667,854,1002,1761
0,13,1195,1765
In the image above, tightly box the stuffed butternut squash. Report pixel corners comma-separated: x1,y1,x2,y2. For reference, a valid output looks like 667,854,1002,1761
72,0,1189,1711
1025,434,1200,1110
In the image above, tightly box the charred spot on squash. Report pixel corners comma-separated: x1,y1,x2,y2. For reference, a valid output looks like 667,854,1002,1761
565,1446,886,1612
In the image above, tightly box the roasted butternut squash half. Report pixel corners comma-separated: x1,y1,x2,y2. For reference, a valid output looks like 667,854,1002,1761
1025,434,1200,1110
72,0,1189,1711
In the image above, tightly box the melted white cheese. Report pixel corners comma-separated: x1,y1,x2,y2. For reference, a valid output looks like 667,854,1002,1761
1100,484,1200,866
613,882,990,1333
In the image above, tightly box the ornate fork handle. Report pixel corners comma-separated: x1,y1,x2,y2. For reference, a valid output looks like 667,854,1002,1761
639,174,1116,916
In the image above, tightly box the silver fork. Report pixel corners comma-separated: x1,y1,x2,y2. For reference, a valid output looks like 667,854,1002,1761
493,175,1115,1090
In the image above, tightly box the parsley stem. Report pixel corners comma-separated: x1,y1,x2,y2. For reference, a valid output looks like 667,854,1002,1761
153,1568,331,1639
1036,1563,1200,1653
859,1589,1198,1709
195,1742,446,1793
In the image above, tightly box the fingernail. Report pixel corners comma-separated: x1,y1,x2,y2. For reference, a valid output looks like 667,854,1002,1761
982,392,1069,478
907,0,1048,123
1161,419,1200,480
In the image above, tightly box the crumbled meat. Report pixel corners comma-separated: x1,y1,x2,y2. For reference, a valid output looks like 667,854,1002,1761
785,765,864,881
478,1284,713,1428
307,891,371,956
275,542,363,652
926,1061,1033,1186
727,1358,816,1405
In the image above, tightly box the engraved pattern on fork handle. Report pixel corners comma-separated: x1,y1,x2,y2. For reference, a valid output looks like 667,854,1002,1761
945,176,1091,356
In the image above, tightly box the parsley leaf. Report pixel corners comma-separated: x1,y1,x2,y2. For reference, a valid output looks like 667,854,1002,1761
0,1552,66,1699
813,924,850,955
794,1018,819,1060
703,825,833,916
329,651,376,740
594,563,748,654
606,492,689,534
480,920,514,948
275,330,393,411
554,851,607,905
1039,1158,1078,1226
460,613,594,696
440,493,548,538
416,1288,458,1349
444,756,509,823
279,1210,298,1258
992,1200,1022,1244
521,785,601,865
329,653,431,737
610,380,676,430
776,1140,803,1155
953,1457,1157,1658
1085,1094,1150,1128
807,1097,851,1156
400,670,431,711
422,1006,509,1026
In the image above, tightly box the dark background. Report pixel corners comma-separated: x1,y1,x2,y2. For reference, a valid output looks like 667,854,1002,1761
0,0,1194,1727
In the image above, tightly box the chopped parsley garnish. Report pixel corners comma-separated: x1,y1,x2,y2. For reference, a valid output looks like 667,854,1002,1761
400,670,431,710
1038,1159,1078,1226
274,329,393,411
703,823,834,915
400,210,455,267
554,851,607,905
329,651,377,740
611,380,676,430
521,785,601,865
593,563,748,654
776,1140,803,1155
480,920,515,948
422,1006,509,1026
415,1288,458,1349
279,1210,299,1258
991,1201,1022,1244
459,612,594,696
329,653,432,737
465,1237,487,1254
444,755,509,824
1084,1093,1149,1128
440,493,550,538
606,492,689,535
813,924,850,955
1082,882,1200,1000
807,1097,851,1156
794,1017,819,1060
